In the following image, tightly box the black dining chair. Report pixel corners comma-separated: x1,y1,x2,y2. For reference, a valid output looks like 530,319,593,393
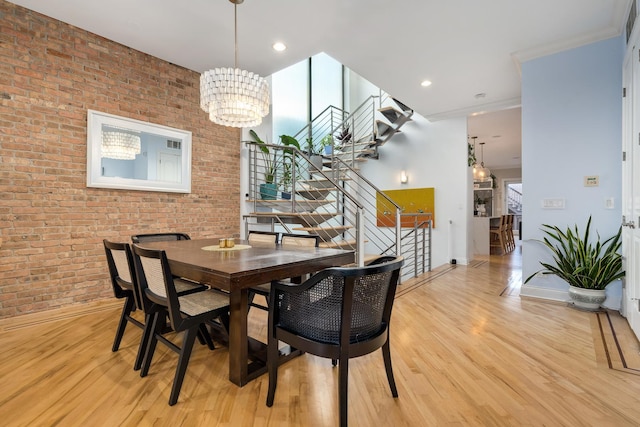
103,240,144,353
248,232,321,311
131,232,191,244
246,230,280,246
132,244,231,406
246,231,280,311
104,239,212,371
266,256,404,427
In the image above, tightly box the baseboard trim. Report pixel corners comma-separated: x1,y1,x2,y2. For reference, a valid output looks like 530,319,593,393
519,284,568,303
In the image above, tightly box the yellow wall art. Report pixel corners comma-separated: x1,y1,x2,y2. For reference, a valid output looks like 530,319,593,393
376,187,435,228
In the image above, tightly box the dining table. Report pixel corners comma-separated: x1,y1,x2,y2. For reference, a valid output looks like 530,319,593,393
136,237,355,387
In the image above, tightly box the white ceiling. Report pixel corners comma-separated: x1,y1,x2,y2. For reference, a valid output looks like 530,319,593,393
8,0,631,170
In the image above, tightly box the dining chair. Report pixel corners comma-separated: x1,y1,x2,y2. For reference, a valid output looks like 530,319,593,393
246,231,280,311
131,232,191,244
266,256,404,427
490,215,508,255
103,240,144,353
280,232,321,248
505,214,515,252
249,232,320,311
132,244,231,406
104,240,212,371
246,230,280,246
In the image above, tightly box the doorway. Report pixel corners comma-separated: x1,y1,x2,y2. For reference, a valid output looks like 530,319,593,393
504,179,522,239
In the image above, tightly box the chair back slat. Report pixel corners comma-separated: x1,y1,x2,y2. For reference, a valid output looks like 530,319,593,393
103,240,138,306
132,233,191,243
139,256,167,299
281,233,320,247
111,249,132,283
248,231,279,247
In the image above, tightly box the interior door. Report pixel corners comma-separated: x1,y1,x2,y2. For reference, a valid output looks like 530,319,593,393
157,151,181,183
622,40,640,338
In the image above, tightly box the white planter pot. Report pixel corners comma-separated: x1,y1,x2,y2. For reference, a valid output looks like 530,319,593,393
568,285,606,311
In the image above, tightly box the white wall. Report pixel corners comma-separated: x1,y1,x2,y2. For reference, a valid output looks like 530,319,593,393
360,114,471,268
520,36,624,308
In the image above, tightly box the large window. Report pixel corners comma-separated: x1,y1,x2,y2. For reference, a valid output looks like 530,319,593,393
271,53,344,142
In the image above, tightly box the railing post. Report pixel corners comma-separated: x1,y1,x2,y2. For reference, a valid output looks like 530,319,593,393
357,208,365,267
395,208,401,258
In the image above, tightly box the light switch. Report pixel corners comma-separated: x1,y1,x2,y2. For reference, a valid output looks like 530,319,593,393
605,197,614,209
542,198,565,209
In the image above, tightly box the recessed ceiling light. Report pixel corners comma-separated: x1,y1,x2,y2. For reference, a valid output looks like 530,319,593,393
420,80,432,87
272,42,287,52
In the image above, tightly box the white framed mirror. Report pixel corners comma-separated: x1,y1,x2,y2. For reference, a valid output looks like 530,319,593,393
86,109,192,193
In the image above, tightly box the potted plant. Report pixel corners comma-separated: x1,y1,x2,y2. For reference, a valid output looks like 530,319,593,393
249,130,278,200
334,125,352,150
305,136,324,170
320,134,334,155
524,216,625,311
278,134,301,199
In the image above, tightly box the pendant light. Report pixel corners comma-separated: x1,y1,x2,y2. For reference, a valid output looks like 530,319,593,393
101,126,141,160
476,142,491,180
200,0,270,128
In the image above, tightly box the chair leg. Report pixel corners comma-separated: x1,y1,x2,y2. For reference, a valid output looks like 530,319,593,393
338,355,349,427
198,324,215,350
134,312,155,371
266,332,280,407
140,311,162,377
168,327,199,406
112,296,135,352
382,339,398,397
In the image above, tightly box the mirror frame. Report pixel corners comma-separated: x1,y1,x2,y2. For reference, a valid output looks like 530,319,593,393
86,109,192,193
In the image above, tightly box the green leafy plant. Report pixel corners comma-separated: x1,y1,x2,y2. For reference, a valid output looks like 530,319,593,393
524,216,624,289
320,134,333,153
278,134,301,192
249,130,276,184
468,143,476,167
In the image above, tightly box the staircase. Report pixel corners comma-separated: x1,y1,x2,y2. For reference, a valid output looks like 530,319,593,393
244,94,431,276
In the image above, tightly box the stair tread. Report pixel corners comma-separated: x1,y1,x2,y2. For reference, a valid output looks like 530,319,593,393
392,97,413,113
247,212,338,218
319,239,357,249
255,199,334,213
293,225,351,232
296,188,331,200
378,106,413,124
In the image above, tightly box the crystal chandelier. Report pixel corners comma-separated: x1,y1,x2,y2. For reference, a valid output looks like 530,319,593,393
200,0,270,128
101,126,141,160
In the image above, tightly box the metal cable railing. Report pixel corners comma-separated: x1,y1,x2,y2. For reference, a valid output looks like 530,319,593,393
245,92,428,277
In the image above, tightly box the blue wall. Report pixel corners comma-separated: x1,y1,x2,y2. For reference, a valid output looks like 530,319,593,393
520,36,624,307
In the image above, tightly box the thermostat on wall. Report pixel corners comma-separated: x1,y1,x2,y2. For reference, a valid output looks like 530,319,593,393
584,176,599,187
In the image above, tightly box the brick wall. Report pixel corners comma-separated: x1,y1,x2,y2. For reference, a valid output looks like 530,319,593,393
0,1,241,318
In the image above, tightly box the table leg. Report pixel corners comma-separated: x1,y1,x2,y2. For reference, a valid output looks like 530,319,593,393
228,288,249,386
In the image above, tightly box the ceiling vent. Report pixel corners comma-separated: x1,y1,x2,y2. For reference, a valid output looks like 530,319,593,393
167,139,181,150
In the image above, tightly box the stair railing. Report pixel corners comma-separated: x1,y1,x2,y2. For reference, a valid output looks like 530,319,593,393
507,185,522,214
246,141,366,265
397,214,432,279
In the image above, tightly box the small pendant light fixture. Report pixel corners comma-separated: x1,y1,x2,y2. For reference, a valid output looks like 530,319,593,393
476,142,491,180
101,126,141,160
200,0,270,128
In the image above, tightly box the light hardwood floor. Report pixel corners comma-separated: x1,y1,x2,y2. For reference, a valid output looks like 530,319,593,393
2,246,640,426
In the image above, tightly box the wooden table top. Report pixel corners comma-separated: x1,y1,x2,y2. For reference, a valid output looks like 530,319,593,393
137,238,355,292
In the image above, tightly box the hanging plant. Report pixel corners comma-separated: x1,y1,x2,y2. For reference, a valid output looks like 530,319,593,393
468,142,476,167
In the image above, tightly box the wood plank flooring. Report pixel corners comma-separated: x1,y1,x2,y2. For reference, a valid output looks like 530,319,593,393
2,246,640,426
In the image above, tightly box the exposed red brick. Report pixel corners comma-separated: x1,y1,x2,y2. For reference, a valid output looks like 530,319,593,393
0,1,241,319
